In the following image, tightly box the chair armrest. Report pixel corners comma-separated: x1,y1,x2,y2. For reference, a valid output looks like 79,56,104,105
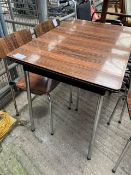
95,18,122,26
92,11,131,21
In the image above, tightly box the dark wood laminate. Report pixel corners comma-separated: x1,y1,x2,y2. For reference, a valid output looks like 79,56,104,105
0,29,59,95
7,20,131,93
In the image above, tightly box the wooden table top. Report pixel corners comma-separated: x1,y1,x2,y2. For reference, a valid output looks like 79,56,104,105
7,20,131,93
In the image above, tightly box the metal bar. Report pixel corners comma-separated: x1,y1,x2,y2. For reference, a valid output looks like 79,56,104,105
72,0,77,19
38,0,48,22
13,7,37,11
60,12,75,21
75,88,80,111
103,11,131,18
47,79,53,92
0,62,18,77
24,70,35,131
107,95,125,125
118,98,127,123
68,85,73,110
0,2,8,36
0,142,2,153
0,84,10,97
112,137,131,173
47,93,54,135
0,22,4,36
3,59,19,116
5,19,36,27
7,0,16,31
87,95,104,160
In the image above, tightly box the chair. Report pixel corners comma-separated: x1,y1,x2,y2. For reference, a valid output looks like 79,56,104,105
107,78,130,125
0,35,19,116
92,8,131,26
34,19,60,37
112,90,131,173
0,29,59,134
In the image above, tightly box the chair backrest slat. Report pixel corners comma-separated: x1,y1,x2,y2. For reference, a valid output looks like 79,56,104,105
0,29,32,59
34,19,60,37
10,29,32,48
0,37,14,59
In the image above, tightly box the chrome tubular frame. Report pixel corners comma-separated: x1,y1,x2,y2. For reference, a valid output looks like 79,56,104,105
87,95,104,160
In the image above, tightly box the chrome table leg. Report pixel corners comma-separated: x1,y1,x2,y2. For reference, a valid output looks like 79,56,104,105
75,88,80,111
87,95,104,160
68,85,73,110
47,93,54,135
24,71,35,131
10,84,19,116
0,142,2,153
118,98,127,124
112,137,131,173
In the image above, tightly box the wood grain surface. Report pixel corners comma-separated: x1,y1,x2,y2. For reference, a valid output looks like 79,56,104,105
7,20,131,91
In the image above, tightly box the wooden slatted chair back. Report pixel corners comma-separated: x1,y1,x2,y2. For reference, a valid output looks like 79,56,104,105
34,19,60,37
10,29,32,48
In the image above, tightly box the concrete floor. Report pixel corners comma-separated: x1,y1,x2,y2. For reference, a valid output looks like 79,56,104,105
0,83,131,175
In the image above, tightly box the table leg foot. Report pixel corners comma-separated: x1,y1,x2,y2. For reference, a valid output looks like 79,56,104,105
31,128,35,132
107,122,110,125
87,156,91,160
112,169,116,173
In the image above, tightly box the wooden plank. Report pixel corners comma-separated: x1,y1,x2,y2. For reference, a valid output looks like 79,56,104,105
101,0,109,22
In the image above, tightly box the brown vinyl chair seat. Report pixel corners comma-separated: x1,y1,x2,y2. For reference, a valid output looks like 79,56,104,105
16,73,59,95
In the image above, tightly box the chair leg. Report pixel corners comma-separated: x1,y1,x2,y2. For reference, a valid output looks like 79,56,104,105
118,98,127,124
107,95,124,125
112,137,131,173
47,93,54,135
68,86,73,110
3,60,19,116
10,84,19,116
0,142,2,153
75,88,80,111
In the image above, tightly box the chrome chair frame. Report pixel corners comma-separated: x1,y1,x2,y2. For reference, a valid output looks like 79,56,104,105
107,92,128,125
22,70,54,134
3,59,19,116
112,137,131,173
0,32,55,135
108,73,131,173
107,69,131,125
